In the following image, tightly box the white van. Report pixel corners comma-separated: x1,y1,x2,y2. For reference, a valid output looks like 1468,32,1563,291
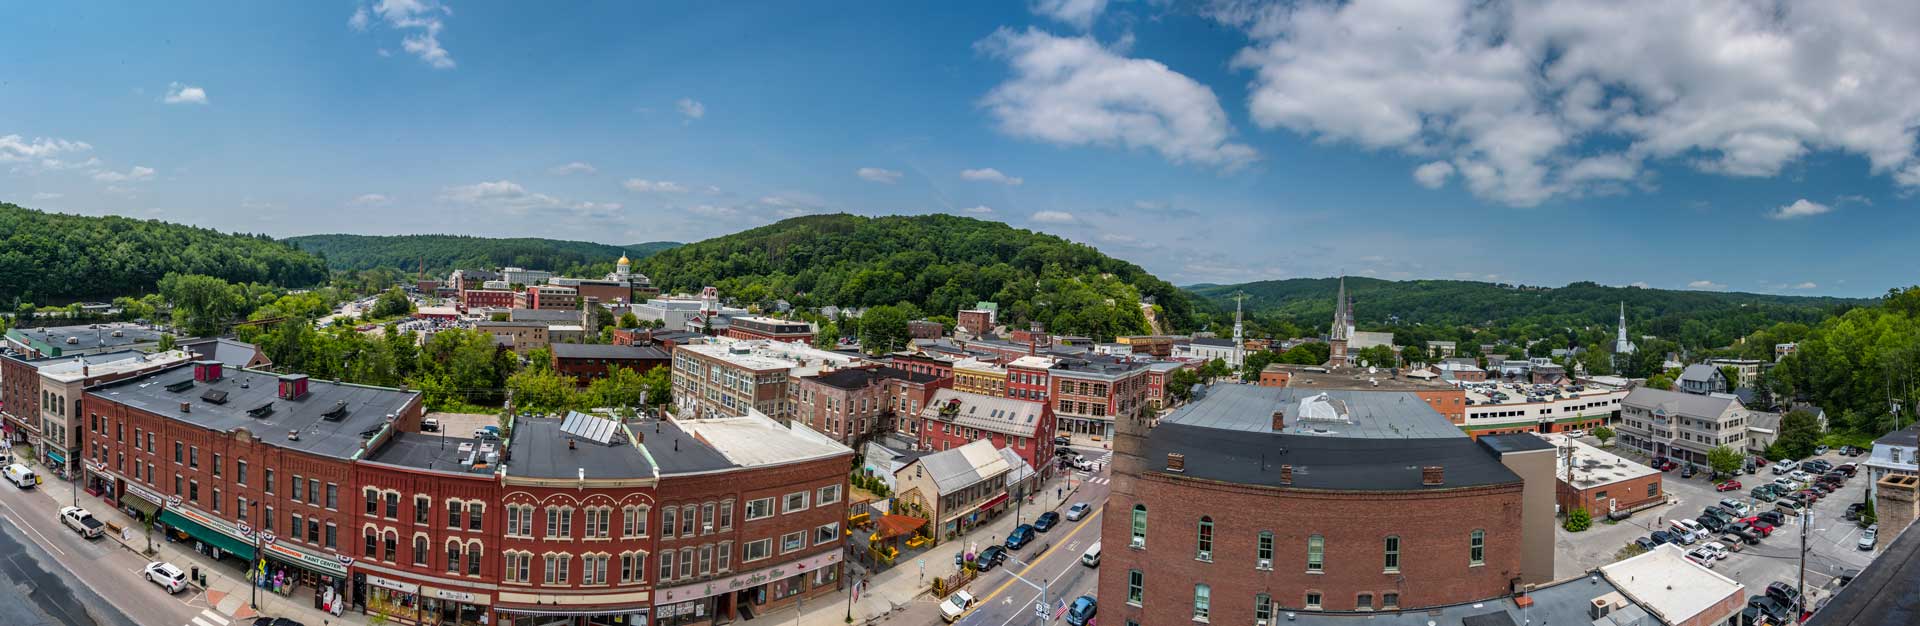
4,463,36,489
1080,542,1101,568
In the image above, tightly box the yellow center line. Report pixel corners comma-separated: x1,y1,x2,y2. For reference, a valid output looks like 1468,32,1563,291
971,508,1103,611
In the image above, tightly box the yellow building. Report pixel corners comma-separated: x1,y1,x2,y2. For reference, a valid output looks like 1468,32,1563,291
952,358,1008,396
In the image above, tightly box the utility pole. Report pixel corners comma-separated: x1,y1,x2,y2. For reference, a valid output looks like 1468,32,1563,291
1797,508,1809,618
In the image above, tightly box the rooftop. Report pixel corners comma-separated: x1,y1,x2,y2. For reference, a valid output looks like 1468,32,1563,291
505,414,654,481
1005,355,1056,370
1164,384,1464,439
1874,424,1918,448
672,412,851,469
809,366,939,391
508,308,583,322
910,439,1012,495
1189,337,1236,347
1807,515,1920,626
38,349,193,382
1599,544,1745,624
1273,573,1646,626
920,389,1049,438
364,432,493,475
1460,380,1625,406
6,323,168,355
1624,386,1739,418
550,343,670,361
1049,354,1150,379
88,363,421,460
634,419,736,474
677,342,799,371
1265,364,1460,391
1542,433,1657,489
179,337,268,368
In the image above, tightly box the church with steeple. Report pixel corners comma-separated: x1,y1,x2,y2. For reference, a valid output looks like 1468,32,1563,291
1324,277,1395,368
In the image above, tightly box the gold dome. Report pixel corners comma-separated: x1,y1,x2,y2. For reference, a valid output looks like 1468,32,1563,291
617,254,630,265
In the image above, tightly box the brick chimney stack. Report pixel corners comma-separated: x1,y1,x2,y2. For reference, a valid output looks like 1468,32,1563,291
1877,474,1919,539
1422,466,1445,486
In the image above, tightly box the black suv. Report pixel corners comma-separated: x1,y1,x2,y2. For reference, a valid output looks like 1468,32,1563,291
1696,514,1729,533
1757,510,1787,526
1766,582,1802,611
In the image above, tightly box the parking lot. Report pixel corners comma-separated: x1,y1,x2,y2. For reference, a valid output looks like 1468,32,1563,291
1556,444,1879,609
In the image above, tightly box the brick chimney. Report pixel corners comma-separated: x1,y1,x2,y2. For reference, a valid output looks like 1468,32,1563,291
1877,474,1920,539
1422,465,1445,486
1271,410,1287,431
193,360,224,382
1166,453,1185,472
1278,464,1293,485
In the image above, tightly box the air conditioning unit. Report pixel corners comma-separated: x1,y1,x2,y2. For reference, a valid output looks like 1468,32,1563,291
1197,550,1211,561
1257,558,1272,570
1130,537,1145,549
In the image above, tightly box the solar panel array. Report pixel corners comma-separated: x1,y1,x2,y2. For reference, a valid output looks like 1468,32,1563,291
560,411,619,444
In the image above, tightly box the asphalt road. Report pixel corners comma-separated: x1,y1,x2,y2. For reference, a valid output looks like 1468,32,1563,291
0,482,212,626
952,445,1112,626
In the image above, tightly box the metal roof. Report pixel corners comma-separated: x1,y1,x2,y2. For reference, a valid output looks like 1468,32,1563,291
1163,384,1464,439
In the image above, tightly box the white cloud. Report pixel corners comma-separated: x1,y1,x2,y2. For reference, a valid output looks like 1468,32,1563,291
1792,281,1819,289
689,204,740,217
1412,161,1455,189
960,205,995,214
1688,280,1727,291
92,165,155,183
549,161,596,176
960,167,1024,185
1767,199,1833,220
676,98,705,120
440,179,616,219
623,179,687,193
1031,210,1076,223
349,193,392,206
978,28,1257,170
0,134,92,163
1211,0,1920,205
351,0,455,69
31,192,62,200
856,167,903,184
1031,0,1108,30
163,83,209,105
1629,281,1650,288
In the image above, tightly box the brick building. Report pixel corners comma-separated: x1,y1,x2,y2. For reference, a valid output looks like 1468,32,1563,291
723,316,814,344
2,349,192,474
516,285,580,311
951,358,1007,396
475,321,549,355
1546,433,1663,517
906,320,944,339
955,309,995,337
913,389,1054,479
671,344,798,419
1050,356,1150,439
1144,361,1190,409
550,344,671,386
789,366,946,447
611,328,704,350
461,289,517,310
1005,355,1054,404
887,351,959,380
1101,385,1557,623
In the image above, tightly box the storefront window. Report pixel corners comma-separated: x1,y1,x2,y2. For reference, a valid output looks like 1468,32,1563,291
366,586,416,623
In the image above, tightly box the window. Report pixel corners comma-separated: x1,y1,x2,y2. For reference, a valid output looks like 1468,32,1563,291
449,501,463,528
264,469,274,494
384,531,398,562
624,505,649,538
699,545,713,575
416,496,431,525
469,503,484,531
175,442,183,464
585,507,610,539
189,480,200,502
544,554,570,585
1305,592,1322,610
212,453,221,476
1357,593,1374,611
212,488,221,512
325,482,337,509
1470,529,1485,566
1193,584,1211,620
467,542,482,576
1307,535,1324,572
678,547,693,579
699,502,715,534
327,523,337,549
718,500,733,531
658,549,676,582
1256,531,1274,569
583,553,606,585
816,484,841,506
661,506,677,539
781,531,806,553
746,497,775,521
546,506,573,538
1130,505,1147,548
414,536,428,566
236,460,247,485
783,491,809,513
1255,593,1272,621
621,551,647,583
1382,592,1400,609
365,529,377,557
680,504,695,536
264,506,274,533
717,541,732,572
387,493,400,519
1127,569,1143,606
505,552,529,583
1383,536,1400,572
448,542,462,573
816,522,839,545
1195,516,1213,561
743,538,772,562
365,489,380,515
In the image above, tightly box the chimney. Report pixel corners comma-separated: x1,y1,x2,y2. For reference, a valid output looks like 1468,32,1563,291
1278,464,1293,485
1422,466,1445,486
193,360,224,382
1166,453,1185,472
1876,474,1920,539
277,374,309,400
1271,410,1287,431
179,401,192,413
568,438,577,451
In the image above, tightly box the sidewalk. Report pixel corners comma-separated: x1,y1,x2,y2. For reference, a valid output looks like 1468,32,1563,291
30,475,359,626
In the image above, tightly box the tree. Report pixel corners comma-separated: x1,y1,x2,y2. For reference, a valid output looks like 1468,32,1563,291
618,312,642,329
1355,345,1398,368
1399,343,1429,366
1166,368,1202,402
1563,507,1591,532
857,304,913,355
1706,445,1745,477
506,368,578,413
369,287,412,318
1199,358,1233,382
157,333,177,352
1771,409,1824,459
584,365,649,408
1719,366,1742,391
1646,373,1675,390
639,364,672,406
160,273,246,337
1591,425,1615,447
814,321,840,350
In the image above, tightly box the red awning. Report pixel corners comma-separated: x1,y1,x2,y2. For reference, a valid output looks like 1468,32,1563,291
974,492,1010,512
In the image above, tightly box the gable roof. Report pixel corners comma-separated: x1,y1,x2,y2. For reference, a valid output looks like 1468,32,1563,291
1624,386,1738,418
1679,363,1723,383
909,439,1012,494
919,389,1049,438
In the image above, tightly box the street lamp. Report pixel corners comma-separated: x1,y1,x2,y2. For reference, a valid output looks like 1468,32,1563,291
248,500,262,610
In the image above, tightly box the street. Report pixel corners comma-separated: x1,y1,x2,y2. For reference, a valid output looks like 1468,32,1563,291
951,445,1111,626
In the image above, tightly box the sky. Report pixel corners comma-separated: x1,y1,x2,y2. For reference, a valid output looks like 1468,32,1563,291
4,1,1920,297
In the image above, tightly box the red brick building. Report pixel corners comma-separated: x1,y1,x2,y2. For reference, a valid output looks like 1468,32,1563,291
462,289,516,310
1100,385,1557,623
955,309,994,337
549,343,671,386
723,316,814,344
516,285,579,311
1004,355,1054,404
906,320,944,339
790,366,947,447
612,329,704,350
887,351,958,380
913,389,1055,478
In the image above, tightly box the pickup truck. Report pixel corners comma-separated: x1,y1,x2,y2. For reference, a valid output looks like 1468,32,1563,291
60,506,105,539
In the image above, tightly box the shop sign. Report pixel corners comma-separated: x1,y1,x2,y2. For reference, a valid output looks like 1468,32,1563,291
262,541,349,577
85,459,108,473
367,574,419,593
124,482,164,506
653,550,842,604
424,586,489,605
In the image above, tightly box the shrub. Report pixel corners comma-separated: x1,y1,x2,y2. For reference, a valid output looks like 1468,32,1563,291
1563,508,1592,532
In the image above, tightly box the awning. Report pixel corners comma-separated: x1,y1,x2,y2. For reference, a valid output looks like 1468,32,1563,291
495,605,649,618
119,493,159,518
159,509,256,561
45,448,66,464
973,492,1010,513
872,514,927,540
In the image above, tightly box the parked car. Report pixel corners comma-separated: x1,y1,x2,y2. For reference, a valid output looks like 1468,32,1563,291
1860,525,1879,551
1696,514,1728,534
1748,596,1792,623
1789,470,1813,482
1720,499,1753,516
1839,462,1860,476
143,561,189,594
1773,459,1798,474
1055,436,1072,446
4,463,36,489
1715,480,1743,492
1766,582,1802,611
1723,526,1760,545
420,417,440,432
1702,542,1730,559
1065,596,1098,626
1650,530,1677,546
1685,546,1720,567
1005,524,1036,549
940,590,978,623
1681,464,1697,478
976,545,1009,570
1846,502,1868,520
1750,520,1776,536
1634,536,1659,551
1815,445,1831,455
1034,511,1061,532
1754,457,1770,467
249,619,307,626
1065,502,1093,521
59,506,104,539
1751,488,1778,502
1757,510,1787,526
1562,429,1586,439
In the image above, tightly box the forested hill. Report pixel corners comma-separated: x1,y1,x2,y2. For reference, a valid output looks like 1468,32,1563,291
0,202,328,302
637,213,1195,339
283,234,679,274
1188,277,1861,344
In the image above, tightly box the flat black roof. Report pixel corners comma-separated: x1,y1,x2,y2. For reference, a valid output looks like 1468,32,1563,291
505,417,655,480
87,364,420,460
365,432,493,476
550,343,670,361
1143,422,1522,491
811,366,940,390
1478,433,1555,454
1806,521,1920,626
634,419,734,475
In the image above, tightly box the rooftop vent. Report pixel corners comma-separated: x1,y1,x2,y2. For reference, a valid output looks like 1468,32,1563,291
1421,466,1445,486
321,400,349,421
201,390,229,405
287,429,300,441
165,379,197,393
247,402,275,418
1166,453,1186,472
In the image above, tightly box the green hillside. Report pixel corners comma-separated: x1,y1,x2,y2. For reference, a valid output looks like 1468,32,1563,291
283,234,679,274
638,213,1195,339
0,202,328,302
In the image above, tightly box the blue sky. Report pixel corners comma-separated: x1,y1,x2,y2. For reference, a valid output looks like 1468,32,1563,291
4,1,1918,297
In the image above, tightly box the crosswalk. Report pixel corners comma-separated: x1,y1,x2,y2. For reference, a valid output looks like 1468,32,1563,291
1074,473,1110,485
187,609,230,626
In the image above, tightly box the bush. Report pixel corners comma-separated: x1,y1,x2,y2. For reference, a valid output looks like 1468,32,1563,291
1563,508,1592,532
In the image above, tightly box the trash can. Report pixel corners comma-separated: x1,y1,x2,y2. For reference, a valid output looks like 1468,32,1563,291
190,566,200,587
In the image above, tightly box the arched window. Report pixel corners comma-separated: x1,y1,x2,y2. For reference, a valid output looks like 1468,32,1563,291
1195,516,1214,560
1130,504,1147,548
467,540,483,576
1470,529,1486,565
447,541,461,574
363,527,377,558
383,530,397,562
413,535,428,566
1384,535,1401,572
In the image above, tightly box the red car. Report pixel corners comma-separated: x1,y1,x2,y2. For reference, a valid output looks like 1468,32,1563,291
1750,521,1776,536
1715,480,1742,492
1754,457,1770,467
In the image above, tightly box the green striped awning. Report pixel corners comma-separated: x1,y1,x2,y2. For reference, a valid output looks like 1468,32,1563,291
158,509,256,561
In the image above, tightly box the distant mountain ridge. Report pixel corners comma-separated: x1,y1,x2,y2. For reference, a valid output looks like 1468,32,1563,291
284,234,680,274
0,202,328,301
